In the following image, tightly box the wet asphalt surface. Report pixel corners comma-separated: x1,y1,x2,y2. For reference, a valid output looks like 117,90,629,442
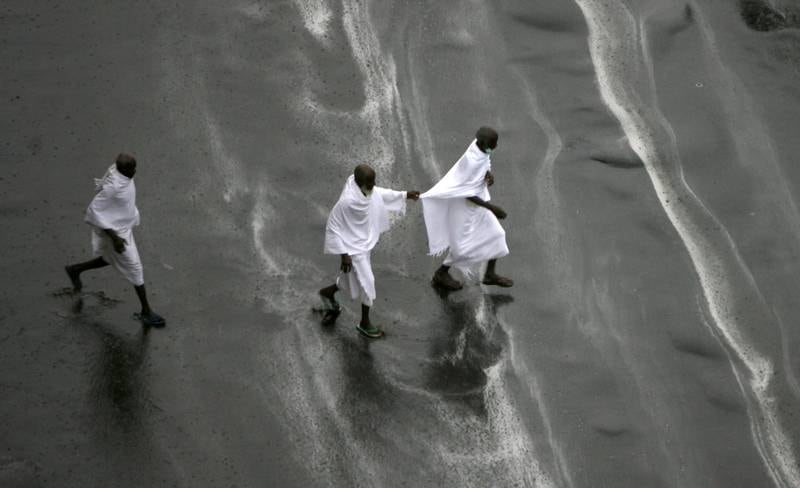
3,1,800,486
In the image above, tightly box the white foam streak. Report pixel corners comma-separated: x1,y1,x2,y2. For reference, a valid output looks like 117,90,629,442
204,112,246,203
508,69,577,488
689,2,800,399
250,188,282,276
484,361,554,488
574,1,800,486
477,298,556,488
517,68,567,279
204,112,288,279
404,55,442,180
340,0,409,173
292,1,414,179
503,313,572,488
292,0,333,44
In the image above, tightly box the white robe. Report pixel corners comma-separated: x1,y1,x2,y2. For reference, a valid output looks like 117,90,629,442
84,165,145,286
421,140,509,275
324,175,406,305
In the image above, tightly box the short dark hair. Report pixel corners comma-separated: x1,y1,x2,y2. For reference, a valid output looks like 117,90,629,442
116,153,136,167
354,164,375,186
475,126,498,148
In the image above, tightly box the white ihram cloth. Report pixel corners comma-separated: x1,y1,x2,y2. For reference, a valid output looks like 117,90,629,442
324,175,407,306
421,140,509,275
84,164,145,286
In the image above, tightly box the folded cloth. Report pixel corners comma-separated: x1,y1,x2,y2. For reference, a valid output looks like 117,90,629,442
421,140,509,275
84,164,145,286
91,227,144,286
324,175,406,304
85,164,140,232
324,175,406,255
336,252,375,306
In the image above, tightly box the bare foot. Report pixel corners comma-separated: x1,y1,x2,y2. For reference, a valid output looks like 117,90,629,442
65,265,82,292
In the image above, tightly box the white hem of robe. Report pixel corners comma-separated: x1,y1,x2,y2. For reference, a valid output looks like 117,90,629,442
421,140,509,275
335,252,374,306
323,175,407,306
442,204,509,275
91,227,145,286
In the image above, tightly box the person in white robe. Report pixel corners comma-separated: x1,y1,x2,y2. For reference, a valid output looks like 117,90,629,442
421,127,513,290
319,164,419,338
65,154,165,327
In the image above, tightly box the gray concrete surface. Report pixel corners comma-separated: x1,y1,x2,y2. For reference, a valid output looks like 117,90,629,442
2,0,800,486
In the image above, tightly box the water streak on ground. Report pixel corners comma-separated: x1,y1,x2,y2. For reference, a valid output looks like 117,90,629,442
574,1,800,486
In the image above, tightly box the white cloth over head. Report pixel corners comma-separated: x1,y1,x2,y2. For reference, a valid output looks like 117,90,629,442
421,140,509,275
324,175,407,305
84,164,145,286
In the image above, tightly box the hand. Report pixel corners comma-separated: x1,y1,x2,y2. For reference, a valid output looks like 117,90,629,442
485,171,495,187
491,206,507,220
406,191,420,201
112,236,127,254
341,254,352,273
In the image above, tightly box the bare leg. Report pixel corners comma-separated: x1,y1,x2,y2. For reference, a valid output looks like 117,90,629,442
482,259,514,287
134,284,152,315
356,303,382,338
65,257,109,291
134,284,165,327
360,304,371,328
486,259,497,277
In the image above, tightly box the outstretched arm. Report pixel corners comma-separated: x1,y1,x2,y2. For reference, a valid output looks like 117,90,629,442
374,187,418,213
467,196,507,219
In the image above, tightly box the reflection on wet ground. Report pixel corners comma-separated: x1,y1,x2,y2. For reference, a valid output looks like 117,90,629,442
426,289,512,415
6,0,800,484
89,323,151,435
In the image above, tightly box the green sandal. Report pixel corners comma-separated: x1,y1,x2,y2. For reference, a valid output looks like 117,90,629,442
356,325,384,338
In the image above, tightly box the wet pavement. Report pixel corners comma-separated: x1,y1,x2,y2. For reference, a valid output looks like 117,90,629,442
2,0,800,486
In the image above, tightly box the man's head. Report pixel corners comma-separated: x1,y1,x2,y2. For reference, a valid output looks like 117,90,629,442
116,153,137,179
354,164,376,193
475,126,499,154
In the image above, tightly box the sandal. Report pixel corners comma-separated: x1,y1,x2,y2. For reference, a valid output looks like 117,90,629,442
133,312,166,328
432,270,463,291
356,325,384,338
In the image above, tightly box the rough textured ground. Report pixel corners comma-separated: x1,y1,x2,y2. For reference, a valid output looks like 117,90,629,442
2,0,800,486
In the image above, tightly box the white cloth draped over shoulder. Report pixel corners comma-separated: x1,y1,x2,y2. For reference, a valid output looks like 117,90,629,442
84,164,145,286
421,140,509,275
324,175,407,305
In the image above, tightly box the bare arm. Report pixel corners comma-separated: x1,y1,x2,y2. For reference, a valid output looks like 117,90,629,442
102,229,127,253
467,196,507,219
